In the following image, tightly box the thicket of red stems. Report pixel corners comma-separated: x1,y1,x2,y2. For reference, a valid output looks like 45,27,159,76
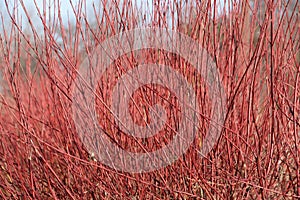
0,0,299,199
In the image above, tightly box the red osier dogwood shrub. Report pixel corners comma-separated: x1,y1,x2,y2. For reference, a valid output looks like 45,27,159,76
0,0,299,199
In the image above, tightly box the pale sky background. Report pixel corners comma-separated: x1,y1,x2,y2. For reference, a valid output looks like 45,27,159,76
0,0,231,32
